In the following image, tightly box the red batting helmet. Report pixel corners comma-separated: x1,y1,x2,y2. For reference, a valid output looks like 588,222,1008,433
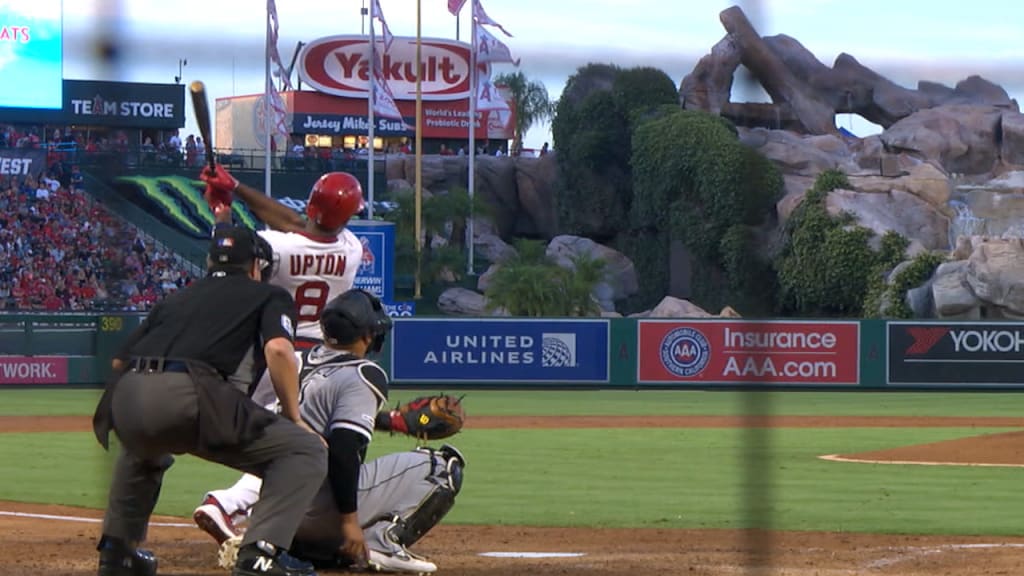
306,172,365,230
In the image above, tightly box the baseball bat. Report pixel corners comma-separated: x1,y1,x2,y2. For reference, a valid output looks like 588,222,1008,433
188,80,217,174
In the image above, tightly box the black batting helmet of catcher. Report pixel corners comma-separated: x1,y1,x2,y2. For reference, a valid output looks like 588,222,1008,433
320,289,392,354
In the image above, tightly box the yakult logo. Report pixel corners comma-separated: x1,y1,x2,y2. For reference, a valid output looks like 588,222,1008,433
299,35,471,101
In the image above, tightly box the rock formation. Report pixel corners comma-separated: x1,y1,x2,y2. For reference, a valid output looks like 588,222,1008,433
680,6,1019,135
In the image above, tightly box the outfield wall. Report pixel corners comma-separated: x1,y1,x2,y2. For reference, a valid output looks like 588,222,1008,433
2,313,1021,389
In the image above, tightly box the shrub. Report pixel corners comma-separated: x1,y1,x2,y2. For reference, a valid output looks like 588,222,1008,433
484,239,606,317
863,250,946,318
629,109,783,313
775,170,911,317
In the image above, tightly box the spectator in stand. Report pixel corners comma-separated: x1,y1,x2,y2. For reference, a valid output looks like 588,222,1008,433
70,165,84,192
185,134,198,167
196,136,207,167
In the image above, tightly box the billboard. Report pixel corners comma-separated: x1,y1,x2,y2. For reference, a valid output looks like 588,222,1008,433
64,79,185,128
299,36,471,101
289,90,513,140
0,147,46,176
390,319,610,383
638,320,860,385
348,220,395,302
0,0,63,110
0,356,68,385
888,321,1024,386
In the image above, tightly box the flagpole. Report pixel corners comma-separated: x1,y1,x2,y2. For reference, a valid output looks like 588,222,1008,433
264,8,273,200
367,2,376,220
414,0,423,299
466,0,477,276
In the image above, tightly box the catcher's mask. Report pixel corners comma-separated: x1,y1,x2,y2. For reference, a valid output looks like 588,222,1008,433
320,288,392,354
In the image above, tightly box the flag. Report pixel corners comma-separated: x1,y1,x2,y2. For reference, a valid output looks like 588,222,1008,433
368,0,405,126
266,0,292,90
265,0,290,137
266,75,290,137
370,0,394,52
473,0,512,37
475,24,518,65
475,63,510,112
448,0,467,15
371,52,408,124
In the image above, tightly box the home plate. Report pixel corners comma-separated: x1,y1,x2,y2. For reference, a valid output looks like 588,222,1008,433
479,552,587,558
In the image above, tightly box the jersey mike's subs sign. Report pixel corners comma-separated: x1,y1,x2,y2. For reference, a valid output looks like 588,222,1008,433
298,35,472,101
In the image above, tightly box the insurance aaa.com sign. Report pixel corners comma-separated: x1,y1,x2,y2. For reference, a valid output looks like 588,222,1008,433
637,320,860,385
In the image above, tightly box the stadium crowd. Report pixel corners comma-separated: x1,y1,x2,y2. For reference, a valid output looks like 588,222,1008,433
0,171,197,312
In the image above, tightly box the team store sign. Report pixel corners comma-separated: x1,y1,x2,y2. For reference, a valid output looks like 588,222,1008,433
637,320,860,385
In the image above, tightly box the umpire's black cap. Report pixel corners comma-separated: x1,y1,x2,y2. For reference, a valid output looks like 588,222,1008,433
209,225,258,267
208,225,273,278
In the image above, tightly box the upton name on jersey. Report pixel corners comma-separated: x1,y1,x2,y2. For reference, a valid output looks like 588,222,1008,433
259,228,364,340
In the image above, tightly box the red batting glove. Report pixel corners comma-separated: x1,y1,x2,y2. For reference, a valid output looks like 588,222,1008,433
196,163,236,194
200,164,238,214
203,184,231,214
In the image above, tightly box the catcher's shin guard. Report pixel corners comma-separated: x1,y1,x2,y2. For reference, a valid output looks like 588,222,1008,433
389,445,465,547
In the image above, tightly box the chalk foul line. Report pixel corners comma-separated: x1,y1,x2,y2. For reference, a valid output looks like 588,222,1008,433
0,510,193,528
819,454,1024,468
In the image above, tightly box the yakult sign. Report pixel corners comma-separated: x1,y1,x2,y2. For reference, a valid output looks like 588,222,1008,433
298,36,472,101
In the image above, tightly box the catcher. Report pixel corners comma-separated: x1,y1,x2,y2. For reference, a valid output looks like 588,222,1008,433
193,289,466,574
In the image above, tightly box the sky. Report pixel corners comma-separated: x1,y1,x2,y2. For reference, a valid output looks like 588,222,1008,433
57,0,1024,150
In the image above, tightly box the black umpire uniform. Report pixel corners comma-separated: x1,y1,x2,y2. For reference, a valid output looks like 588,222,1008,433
92,225,326,576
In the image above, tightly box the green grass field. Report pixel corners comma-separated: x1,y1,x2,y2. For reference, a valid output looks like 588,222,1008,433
0,389,1022,536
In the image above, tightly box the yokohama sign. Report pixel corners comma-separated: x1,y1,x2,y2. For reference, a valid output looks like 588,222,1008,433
298,35,472,101
888,322,1024,385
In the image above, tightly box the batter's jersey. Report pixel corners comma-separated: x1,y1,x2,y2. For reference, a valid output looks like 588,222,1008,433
297,346,389,442
259,228,363,341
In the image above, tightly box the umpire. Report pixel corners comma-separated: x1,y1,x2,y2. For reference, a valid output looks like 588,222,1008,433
92,224,326,576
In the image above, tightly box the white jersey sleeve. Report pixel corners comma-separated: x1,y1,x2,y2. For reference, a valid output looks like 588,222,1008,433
258,228,364,341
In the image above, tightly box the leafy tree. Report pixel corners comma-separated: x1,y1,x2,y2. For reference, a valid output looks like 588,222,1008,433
493,71,555,157
485,239,605,317
628,109,782,314
551,64,678,241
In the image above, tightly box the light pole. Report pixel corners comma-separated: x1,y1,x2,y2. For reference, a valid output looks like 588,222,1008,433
174,58,188,84
361,0,368,35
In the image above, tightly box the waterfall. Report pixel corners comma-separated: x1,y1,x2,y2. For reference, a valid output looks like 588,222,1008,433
947,174,1024,249
947,199,985,249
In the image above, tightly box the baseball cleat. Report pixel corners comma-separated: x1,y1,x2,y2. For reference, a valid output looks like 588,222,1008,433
232,541,317,576
194,495,240,545
367,548,437,573
219,535,242,570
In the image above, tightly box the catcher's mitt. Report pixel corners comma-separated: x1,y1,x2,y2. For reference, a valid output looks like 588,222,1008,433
375,394,466,440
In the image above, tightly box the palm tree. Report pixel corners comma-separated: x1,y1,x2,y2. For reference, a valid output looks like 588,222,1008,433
494,71,555,156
